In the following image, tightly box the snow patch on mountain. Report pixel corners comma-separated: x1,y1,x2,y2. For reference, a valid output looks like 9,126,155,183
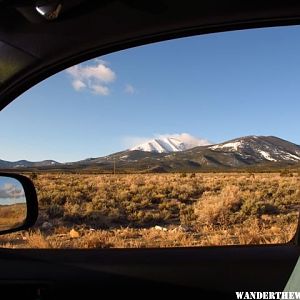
257,150,277,161
280,153,300,161
209,135,300,163
130,134,211,153
210,141,242,151
131,137,187,153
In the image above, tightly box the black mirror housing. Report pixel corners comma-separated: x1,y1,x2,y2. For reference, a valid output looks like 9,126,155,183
0,173,38,235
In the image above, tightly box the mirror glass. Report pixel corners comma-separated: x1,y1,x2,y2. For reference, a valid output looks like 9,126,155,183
0,176,26,231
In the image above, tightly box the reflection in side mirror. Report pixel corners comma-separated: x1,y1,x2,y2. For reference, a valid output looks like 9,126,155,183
0,174,38,235
0,177,26,231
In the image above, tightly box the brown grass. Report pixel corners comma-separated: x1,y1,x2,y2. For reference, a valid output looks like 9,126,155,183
0,203,26,231
0,172,299,248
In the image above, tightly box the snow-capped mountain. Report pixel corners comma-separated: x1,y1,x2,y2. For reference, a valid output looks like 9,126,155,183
2,135,300,172
130,135,211,153
208,135,300,163
130,137,188,153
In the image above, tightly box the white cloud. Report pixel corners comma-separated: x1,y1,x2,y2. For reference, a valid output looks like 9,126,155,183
122,133,212,149
0,183,24,199
72,79,86,91
81,64,115,83
91,84,110,96
158,133,212,148
94,58,108,65
124,84,136,94
66,60,116,96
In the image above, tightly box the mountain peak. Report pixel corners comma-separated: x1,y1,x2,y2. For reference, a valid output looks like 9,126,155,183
131,137,185,153
130,134,211,153
209,135,300,162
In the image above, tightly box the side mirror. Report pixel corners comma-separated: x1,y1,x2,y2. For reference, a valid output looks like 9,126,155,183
0,173,38,235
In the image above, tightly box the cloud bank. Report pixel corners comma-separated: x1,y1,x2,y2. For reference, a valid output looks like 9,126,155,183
0,183,24,199
66,60,116,96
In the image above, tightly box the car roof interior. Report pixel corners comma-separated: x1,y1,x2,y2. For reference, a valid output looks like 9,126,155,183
2,0,300,108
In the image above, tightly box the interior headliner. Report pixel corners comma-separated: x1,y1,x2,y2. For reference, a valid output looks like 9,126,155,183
1,1,300,109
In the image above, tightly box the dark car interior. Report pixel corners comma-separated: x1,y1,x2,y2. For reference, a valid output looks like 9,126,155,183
1,1,300,298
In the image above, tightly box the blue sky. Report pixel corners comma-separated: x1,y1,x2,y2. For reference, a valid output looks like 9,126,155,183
1,25,300,162
0,177,25,205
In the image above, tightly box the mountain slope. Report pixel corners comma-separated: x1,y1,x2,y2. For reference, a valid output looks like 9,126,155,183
130,135,211,153
130,137,188,153
71,135,300,172
1,135,300,172
208,136,300,163
0,160,60,169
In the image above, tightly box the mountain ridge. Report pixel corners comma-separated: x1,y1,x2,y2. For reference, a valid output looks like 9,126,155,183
130,135,211,153
1,135,300,171
68,135,300,172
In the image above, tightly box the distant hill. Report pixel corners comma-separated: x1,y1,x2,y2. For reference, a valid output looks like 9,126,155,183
0,159,60,169
71,135,300,172
2,135,300,172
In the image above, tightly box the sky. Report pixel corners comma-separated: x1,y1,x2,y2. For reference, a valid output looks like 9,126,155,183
0,177,25,205
1,25,300,162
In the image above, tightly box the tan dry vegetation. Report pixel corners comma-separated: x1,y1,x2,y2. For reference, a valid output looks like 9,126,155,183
0,172,299,248
0,203,26,231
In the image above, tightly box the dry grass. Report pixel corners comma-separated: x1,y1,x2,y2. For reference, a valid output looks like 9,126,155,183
0,172,299,248
0,203,26,231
